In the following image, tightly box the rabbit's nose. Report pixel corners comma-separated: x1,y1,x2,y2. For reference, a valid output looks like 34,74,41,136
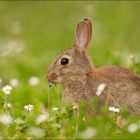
47,72,56,79
47,72,57,85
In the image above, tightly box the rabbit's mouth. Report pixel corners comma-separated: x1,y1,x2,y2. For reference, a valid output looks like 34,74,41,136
47,71,58,87
48,80,57,87
47,70,64,86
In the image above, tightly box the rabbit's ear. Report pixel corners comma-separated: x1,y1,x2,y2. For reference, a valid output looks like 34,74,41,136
75,18,92,51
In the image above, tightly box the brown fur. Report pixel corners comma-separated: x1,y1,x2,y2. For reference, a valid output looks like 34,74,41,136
47,18,140,115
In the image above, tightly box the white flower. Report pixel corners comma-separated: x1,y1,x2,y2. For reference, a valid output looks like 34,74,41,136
0,114,13,125
10,79,19,87
114,108,120,113
28,76,39,86
109,106,120,113
3,103,12,108
2,85,13,95
109,106,114,111
24,104,34,112
81,127,97,139
36,113,49,124
128,123,138,133
95,83,106,96
53,107,59,111
28,127,46,138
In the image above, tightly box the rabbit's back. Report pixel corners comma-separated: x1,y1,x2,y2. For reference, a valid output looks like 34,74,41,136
92,66,140,114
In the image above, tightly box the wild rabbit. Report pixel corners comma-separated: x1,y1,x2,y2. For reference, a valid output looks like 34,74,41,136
47,18,140,115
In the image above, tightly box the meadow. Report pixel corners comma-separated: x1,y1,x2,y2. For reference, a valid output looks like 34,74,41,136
0,1,140,139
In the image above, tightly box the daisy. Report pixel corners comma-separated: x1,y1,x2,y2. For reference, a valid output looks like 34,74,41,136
24,104,34,112
109,106,120,113
2,85,13,95
95,83,106,96
28,76,40,86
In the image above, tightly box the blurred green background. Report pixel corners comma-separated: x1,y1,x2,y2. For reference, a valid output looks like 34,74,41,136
0,1,140,77
0,1,140,139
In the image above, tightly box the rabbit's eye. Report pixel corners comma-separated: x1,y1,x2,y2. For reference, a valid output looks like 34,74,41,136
60,58,69,65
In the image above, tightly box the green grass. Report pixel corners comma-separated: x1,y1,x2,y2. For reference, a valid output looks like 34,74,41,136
0,1,140,139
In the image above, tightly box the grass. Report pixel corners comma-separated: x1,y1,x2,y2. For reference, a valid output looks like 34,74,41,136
0,1,140,139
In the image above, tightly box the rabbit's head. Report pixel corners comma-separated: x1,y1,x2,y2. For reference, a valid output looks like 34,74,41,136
47,18,93,85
